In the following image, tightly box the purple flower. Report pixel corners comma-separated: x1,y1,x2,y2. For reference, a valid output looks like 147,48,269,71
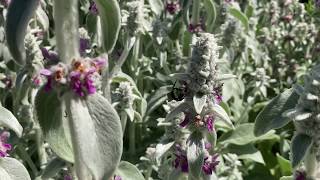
114,175,122,180
173,145,189,173
0,131,11,157
202,154,219,175
84,74,96,95
70,72,84,97
89,1,98,15
188,23,203,33
316,0,320,8
205,142,212,150
79,38,90,56
205,116,215,132
180,113,192,127
0,0,10,7
91,57,107,72
64,175,72,180
295,170,306,180
41,48,59,62
213,84,223,104
166,1,180,14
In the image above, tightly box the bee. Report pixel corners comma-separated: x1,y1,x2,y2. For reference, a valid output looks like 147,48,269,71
167,81,187,101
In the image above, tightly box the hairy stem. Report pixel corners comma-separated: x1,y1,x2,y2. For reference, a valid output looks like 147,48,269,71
54,0,80,64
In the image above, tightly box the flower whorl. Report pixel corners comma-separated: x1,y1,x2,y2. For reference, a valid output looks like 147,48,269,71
187,33,221,97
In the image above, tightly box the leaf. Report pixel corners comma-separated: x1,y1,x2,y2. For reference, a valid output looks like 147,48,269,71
41,158,66,179
155,141,175,162
291,133,312,168
279,176,293,180
187,131,205,179
227,144,265,164
94,0,121,53
115,161,144,180
209,104,234,129
228,7,249,32
36,6,49,31
219,123,278,146
66,93,122,179
166,102,190,121
147,0,164,16
203,0,216,32
276,154,292,176
0,106,23,137
254,88,299,136
193,95,207,114
124,107,135,122
5,0,39,65
35,89,74,163
54,0,80,63
146,86,171,115
0,157,31,180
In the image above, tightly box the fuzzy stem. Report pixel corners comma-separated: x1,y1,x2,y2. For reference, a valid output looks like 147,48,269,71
110,36,136,79
129,120,136,158
120,111,128,136
191,0,201,25
305,150,318,179
54,0,80,64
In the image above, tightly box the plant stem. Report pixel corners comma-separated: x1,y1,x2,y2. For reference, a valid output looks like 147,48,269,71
305,150,318,179
54,0,80,64
17,145,39,177
191,0,201,25
110,36,136,79
129,120,136,158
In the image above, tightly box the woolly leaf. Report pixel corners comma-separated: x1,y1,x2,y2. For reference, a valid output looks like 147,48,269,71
187,131,205,179
203,0,216,32
0,106,23,137
220,123,278,145
94,0,121,53
35,89,74,163
193,94,207,114
66,93,122,179
148,0,164,16
115,161,144,180
209,104,234,129
41,158,66,179
228,7,249,32
0,157,31,180
6,0,39,65
291,133,312,168
254,88,299,136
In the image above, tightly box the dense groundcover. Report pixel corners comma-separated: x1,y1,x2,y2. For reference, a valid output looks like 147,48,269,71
1,0,320,179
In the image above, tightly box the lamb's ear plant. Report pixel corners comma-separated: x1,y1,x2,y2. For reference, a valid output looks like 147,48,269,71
152,32,235,180
6,0,124,179
254,65,320,179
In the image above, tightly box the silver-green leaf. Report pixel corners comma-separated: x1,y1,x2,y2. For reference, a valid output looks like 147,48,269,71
0,106,23,137
291,133,312,168
66,93,122,179
0,157,31,180
6,0,39,65
94,0,121,53
254,88,299,136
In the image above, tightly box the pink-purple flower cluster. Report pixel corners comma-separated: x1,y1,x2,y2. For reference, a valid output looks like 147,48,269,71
40,57,106,97
294,170,306,180
173,144,219,175
0,131,11,157
165,1,180,14
179,114,216,132
89,1,98,15
188,23,204,33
